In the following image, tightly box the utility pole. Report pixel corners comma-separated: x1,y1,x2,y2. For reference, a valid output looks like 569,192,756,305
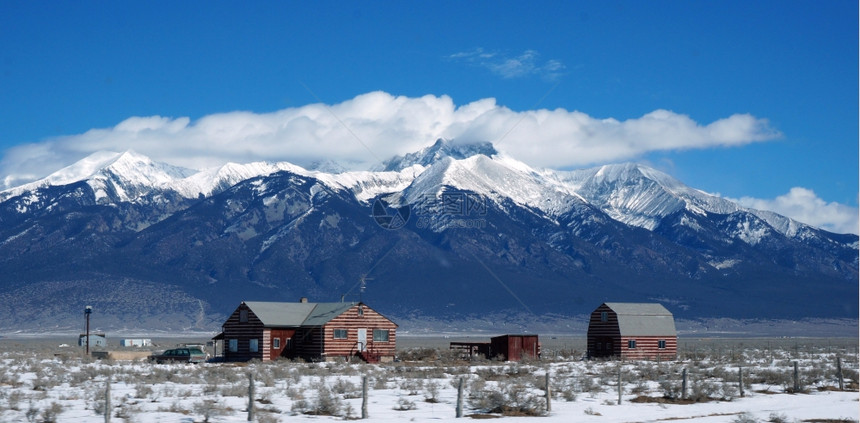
85,306,93,356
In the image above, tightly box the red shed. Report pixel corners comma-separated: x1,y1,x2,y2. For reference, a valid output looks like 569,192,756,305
450,334,540,361
491,334,540,361
215,299,397,362
587,302,677,360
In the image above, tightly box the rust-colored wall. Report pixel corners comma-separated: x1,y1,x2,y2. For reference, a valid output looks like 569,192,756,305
321,304,397,360
586,304,677,360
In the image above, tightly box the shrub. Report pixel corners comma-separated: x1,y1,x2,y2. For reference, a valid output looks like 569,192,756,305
424,381,440,403
732,412,759,423
193,399,228,423
332,378,360,398
394,397,417,411
399,378,423,395
134,383,154,399
303,384,343,416
469,380,546,416
689,378,720,402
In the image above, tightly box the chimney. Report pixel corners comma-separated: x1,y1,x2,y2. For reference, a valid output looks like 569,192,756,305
300,297,308,303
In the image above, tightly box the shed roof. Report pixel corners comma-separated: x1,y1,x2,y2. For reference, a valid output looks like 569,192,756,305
603,302,676,336
242,301,356,327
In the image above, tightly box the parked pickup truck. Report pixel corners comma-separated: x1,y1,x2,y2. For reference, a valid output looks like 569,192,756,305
150,347,207,364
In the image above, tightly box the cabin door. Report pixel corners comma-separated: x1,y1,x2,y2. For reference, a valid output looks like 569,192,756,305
357,329,367,352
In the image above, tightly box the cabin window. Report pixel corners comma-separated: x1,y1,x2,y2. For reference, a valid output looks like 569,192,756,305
358,305,364,316
239,310,248,323
228,339,238,352
373,329,390,342
658,340,666,349
333,329,348,339
250,339,259,352
628,340,636,349
272,338,280,349
600,311,608,322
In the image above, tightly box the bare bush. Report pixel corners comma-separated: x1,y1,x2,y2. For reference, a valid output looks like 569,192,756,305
394,397,417,410
297,383,344,416
193,399,228,422
424,380,440,403
469,380,546,416
732,412,759,423
332,378,361,399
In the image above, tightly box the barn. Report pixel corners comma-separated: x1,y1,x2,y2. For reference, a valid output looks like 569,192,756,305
215,299,397,362
586,302,677,360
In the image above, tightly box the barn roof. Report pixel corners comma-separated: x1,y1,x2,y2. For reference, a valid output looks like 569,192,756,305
603,302,676,336
242,301,356,327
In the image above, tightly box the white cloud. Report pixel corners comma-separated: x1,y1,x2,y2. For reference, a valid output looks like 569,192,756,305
733,188,859,235
448,48,566,81
0,91,780,189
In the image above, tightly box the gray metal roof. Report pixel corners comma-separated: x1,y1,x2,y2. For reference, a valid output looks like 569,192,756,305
243,301,356,327
303,303,357,326
604,302,676,336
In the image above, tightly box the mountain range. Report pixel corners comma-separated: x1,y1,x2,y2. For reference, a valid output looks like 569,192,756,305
0,139,856,334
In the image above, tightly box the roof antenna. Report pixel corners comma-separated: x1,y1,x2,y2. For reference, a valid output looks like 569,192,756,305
359,274,373,303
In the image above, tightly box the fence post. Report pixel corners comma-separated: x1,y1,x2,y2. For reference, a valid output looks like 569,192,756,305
793,361,799,393
545,372,551,413
738,366,744,398
617,366,622,405
247,373,255,422
105,373,111,423
681,368,687,400
361,375,368,419
456,377,464,418
836,357,845,391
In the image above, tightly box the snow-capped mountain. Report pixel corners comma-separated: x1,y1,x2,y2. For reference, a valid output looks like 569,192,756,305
0,150,195,203
0,140,855,331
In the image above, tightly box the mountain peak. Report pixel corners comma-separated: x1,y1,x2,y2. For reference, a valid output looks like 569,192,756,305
379,138,498,172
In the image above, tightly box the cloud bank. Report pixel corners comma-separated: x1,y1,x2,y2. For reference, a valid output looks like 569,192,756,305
0,91,780,190
732,188,859,235
6,91,852,234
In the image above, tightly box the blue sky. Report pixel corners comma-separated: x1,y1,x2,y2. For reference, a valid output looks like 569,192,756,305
1,1,857,233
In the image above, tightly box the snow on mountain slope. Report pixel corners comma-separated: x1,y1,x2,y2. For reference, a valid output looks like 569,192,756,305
378,138,498,172
400,153,585,219
0,143,835,243
546,162,807,241
324,165,425,203
173,161,307,198
0,150,197,203
547,163,704,230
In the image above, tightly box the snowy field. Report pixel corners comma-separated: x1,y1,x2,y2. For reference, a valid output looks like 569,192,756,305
0,337,856,422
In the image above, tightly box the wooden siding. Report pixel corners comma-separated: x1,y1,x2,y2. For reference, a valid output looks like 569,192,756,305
586,303,677,360
490,335,539,361
586,305,621,358
220,302,397,362
619,336,677,360
320,304,397,360
267,329,296,360
221,303,265,361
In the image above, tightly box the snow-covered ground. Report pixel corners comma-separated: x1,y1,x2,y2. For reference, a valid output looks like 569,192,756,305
0,341,856,422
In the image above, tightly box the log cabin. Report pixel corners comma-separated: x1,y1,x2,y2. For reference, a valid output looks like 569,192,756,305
215,299,397,362
587,302,677,360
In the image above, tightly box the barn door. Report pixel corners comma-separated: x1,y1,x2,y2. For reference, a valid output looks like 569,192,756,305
357,329,367,352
